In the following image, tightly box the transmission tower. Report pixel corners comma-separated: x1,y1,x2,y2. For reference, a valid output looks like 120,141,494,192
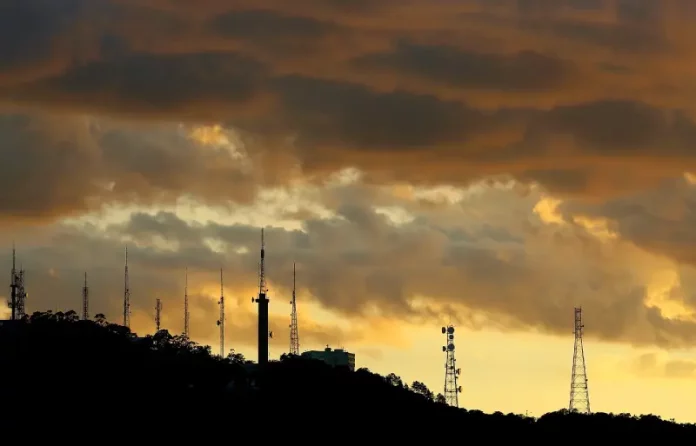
82,272,89,320
289,262,300,355
155,298,162,331
184,267,190,338
123,247,131,328
216,269,225,357
569,307,591,413
252,229,270,366
442,324,462,408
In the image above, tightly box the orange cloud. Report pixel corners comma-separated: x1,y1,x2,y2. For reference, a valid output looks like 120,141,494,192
0,0,695,205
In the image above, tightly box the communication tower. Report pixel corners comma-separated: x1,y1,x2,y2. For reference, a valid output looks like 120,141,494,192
569,307,591,413
289,262,300,355
252,229,270,366
82,272,89,320
442,324,462,408
16,268,26,319
155,298,162,331
123,247,130,328
216,269,225,357
184,267,190,338
8,245,18,320
8,246,27,320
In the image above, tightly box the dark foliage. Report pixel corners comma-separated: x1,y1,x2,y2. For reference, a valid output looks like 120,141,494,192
0,311,694,440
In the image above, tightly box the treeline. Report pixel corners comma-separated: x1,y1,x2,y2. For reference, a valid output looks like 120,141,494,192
0,310,694,439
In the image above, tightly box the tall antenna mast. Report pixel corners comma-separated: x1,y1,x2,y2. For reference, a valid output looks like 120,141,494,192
289,262,299,355
123,247,130,328
155,298,162,331
252,228,270,366
82,272,89,320
442,324,462,408
217,269,225,357
184,267,190,338
8,244,18,321
569,307,591,413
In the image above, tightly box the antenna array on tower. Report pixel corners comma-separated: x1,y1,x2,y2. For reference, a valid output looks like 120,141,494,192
8,245,27,320
289,262,300,355
569,307,591,413
123,247,130,328
442,324,462,408
216,269,225,358
155,298,162,332
82,272,89,320
184,267,189,338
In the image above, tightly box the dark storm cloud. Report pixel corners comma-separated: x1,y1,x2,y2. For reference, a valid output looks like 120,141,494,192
558,178,696,266
269,75,509,150
208,9,343,45
353,42,573,91
0,112,265,222
9,52,269,120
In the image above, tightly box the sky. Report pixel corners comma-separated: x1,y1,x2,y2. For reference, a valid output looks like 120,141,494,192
2,0,696,422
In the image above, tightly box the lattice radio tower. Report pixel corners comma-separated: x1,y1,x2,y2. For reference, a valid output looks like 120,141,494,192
569,307,591,414
289,262,300,355
184,267,190,338
123,247,131,328
82,272,89,320
442,324,462,408
216,269,225,357
155,298,162,331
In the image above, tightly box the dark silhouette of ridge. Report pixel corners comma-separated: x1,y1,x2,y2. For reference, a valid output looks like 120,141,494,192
1,310,694,439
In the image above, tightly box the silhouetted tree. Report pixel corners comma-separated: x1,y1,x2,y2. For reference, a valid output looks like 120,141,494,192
411,380,434,401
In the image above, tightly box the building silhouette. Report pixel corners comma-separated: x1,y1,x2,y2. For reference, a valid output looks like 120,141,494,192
302,346,355,371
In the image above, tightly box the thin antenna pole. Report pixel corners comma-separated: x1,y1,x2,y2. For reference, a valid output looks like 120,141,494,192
217,269,225,358
82,272,89,320
184,267,189,338
155,298,162,331
259,229,266,295
123,247,130,328
290,262,300,355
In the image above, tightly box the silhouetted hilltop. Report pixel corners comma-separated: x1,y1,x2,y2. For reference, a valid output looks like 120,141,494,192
1,311,694,439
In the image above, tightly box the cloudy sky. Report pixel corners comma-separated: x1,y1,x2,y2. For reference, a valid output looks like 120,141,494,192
3,0,696,421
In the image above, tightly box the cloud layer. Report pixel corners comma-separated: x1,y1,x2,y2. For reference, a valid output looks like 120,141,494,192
3,0,696,358
4,178,696,351
2,0,696,200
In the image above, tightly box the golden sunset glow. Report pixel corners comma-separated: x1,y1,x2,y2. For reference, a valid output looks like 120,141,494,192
2,0,696,424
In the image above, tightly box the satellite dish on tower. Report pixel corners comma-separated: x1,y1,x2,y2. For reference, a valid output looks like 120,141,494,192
441,327,446,334
447,326,455,334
